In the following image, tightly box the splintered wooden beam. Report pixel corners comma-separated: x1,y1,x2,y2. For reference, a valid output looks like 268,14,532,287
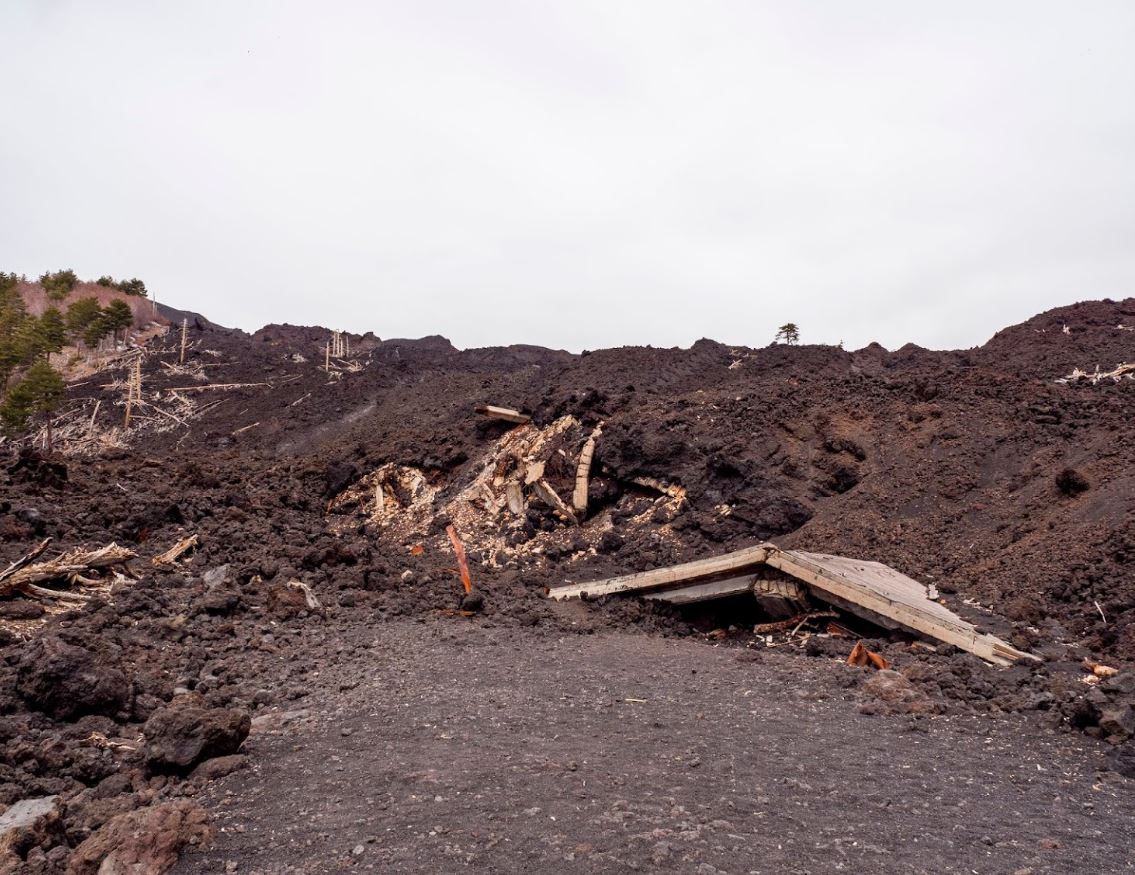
504,481,526,516
572,425,602,515
0,542,136,600
475,405,531,424
642,574,758,605
546,544,772,601
152,534,199,567
531,479,578,525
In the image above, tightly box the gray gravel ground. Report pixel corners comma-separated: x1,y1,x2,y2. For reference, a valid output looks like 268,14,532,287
175,620,1135,874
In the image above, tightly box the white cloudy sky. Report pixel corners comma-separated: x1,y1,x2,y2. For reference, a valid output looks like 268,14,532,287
2,1,1133,351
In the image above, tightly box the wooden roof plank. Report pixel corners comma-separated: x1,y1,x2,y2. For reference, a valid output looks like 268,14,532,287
642,574,759,605
545,544,772,601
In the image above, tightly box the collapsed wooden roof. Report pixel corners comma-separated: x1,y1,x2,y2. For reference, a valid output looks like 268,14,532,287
546,542,1037,667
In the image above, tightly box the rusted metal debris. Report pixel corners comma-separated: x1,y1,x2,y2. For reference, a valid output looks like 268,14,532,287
445,525,473,595
847,641,891,670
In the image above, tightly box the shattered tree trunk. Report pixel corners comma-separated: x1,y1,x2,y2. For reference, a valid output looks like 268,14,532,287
0,541,136,600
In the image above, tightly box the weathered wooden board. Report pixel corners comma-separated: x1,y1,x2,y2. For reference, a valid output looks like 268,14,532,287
764,548,1037,666
643,574,758,605
475,404,531,424
546,544,771,601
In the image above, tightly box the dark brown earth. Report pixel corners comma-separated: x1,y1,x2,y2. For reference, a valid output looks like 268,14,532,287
0,296,1133,872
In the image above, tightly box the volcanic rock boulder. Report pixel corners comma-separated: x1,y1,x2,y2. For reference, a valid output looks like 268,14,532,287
1099,705,1135,740
1055,467,1090,497
143,701,251,774
0,795,63,870
65,800,211,875
858,669,942,716
16,637,130,720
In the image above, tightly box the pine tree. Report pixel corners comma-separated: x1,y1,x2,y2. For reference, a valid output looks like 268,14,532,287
82,314,111,350
39,269,78,301
775,323,800,345
0,282,30,387
37,308,67,359
66,297,104,337
1,359,65,448
117,278,147,297
103,300,134,345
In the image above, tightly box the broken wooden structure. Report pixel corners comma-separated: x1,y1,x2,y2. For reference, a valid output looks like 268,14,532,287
546,542,1037,666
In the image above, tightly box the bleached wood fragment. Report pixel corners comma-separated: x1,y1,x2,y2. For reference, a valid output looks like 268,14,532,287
572,425,602,515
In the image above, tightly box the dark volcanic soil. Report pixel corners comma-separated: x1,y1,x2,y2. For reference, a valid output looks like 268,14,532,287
0,297,1133,872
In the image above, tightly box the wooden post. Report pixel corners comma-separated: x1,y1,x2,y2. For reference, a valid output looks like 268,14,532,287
179,318,188,364
325,341,330,372
124,357,141,429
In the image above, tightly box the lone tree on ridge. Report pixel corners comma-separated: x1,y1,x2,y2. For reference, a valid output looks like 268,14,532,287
775,323,800,345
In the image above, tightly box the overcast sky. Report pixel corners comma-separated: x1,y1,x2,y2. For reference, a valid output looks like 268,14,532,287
2,2,1134,351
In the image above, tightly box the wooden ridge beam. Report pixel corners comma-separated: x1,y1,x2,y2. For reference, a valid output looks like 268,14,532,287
546,544,772,601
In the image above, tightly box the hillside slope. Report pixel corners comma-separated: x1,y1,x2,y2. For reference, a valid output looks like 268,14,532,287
21,296,1131,650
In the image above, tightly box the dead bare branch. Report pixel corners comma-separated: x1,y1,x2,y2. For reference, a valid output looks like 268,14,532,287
152,534,199,567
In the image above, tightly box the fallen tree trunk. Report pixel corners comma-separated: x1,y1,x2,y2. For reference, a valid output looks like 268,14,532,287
0,539,52,584
0,543,136,600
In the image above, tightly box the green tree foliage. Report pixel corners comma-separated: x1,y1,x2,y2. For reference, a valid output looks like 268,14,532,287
39,269,78,301
67,297,114,350
0,272,23,294
82,314,111,349
117,278,147,297
0,282,30,386
0,359,65,443
103,300,134,343
775,323,800,345
37,309,67,358
66,297,104,337
96,275,148,297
